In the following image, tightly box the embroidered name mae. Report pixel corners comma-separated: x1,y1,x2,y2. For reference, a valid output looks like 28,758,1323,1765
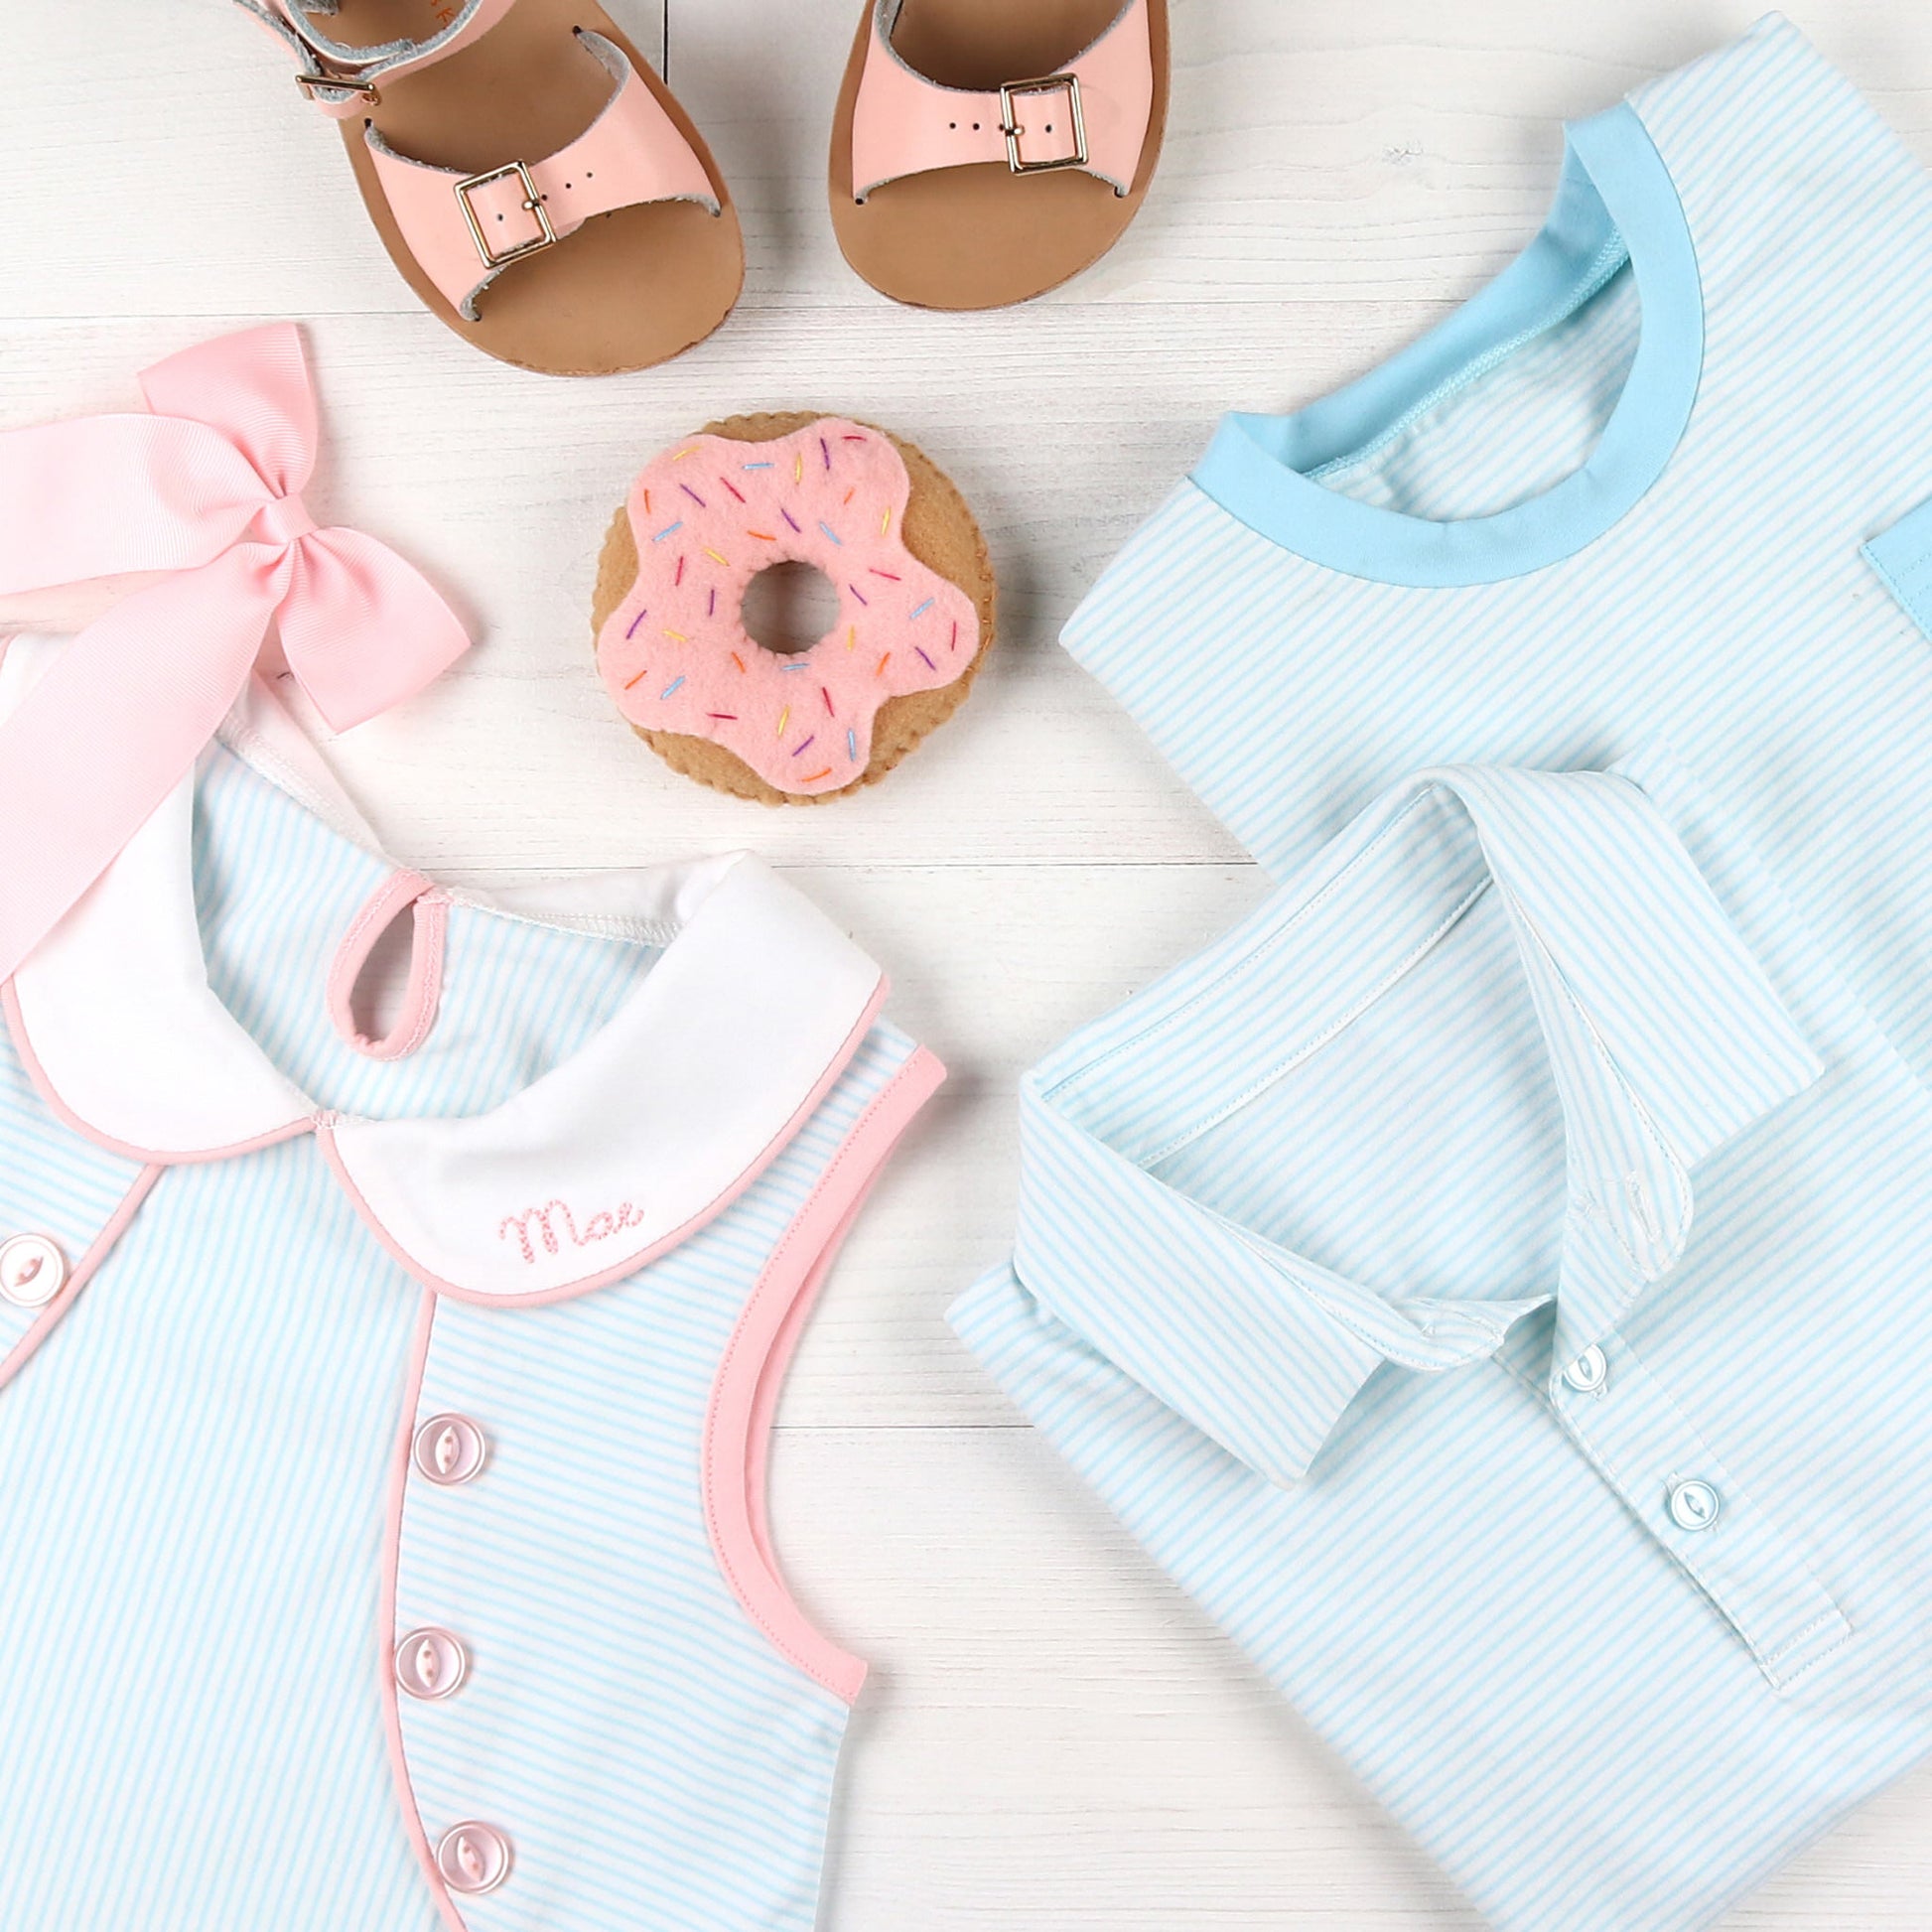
498,1196,648,1265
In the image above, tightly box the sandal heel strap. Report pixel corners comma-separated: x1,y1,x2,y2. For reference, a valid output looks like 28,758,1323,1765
235,0,522,116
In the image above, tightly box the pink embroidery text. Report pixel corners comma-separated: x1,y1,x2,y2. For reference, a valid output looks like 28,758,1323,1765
497,1197,649,1265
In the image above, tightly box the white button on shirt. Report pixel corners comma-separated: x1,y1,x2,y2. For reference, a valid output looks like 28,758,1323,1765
954,747,1932,1932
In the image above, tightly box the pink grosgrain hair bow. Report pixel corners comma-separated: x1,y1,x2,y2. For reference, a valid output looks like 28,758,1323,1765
0,323,470,982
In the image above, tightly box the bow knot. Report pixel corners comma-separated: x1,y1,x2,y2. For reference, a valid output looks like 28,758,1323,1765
0,323,472,983
247,491,321,548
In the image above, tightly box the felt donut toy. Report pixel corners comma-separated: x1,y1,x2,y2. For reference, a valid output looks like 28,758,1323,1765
593,411,995,803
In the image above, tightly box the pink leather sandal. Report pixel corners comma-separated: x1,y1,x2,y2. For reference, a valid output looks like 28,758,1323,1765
237,0,744,375
829,0,1169,310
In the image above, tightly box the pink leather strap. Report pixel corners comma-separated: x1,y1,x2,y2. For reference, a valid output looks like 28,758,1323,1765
234,0,522,118
363,30,719,321
0,324,471,986
849,0,1154,202
327,870,451,1062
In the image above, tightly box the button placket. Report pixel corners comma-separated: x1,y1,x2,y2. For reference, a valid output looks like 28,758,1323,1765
1551,1329,1848,1688
405,1403,505,1886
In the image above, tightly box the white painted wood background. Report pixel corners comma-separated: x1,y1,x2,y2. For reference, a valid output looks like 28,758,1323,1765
10,2,1932,1925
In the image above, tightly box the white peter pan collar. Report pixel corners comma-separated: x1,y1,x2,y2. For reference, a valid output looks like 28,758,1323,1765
0,636,887,1304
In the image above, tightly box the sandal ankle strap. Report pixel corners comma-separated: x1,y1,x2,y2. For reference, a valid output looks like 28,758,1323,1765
233,0,522,116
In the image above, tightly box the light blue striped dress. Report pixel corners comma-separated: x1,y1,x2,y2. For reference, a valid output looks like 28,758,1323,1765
0,663,941,1932
954,17,1932,1930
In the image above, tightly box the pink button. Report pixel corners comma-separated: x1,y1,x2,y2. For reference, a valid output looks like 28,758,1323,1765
0,1233,67,1310
435,1821,512,1895
412,1413,487,1486
394,1626,469,1701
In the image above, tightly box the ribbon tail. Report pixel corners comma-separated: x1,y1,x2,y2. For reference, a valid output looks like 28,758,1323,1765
0,413,273,596
0,553,276,982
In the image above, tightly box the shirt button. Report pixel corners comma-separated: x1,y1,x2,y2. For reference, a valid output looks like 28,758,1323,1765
435,1821,512,1895
413,1413,488,1486
395,1626,469,1701
0,1233,68,1310
1562,1344,1609,1395
1668,1477,1723,1532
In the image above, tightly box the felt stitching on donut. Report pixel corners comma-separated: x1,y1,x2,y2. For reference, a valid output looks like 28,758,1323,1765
594,416,987,801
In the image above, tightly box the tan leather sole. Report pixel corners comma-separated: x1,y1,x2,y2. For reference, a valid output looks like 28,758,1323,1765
829,0,1170,311
320,0,743,375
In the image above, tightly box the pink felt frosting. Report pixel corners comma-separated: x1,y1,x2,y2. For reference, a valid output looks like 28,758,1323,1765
595,418,982,795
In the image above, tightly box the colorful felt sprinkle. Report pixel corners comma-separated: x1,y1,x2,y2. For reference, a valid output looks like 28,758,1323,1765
792,734,816,758
847,728,858,761
820,435,832,472
663,628,688,642
950,620,960,651
660,675,685,700
909,597,933,620
781,508,803,533
680,483,708,508
822,685,836,715
720,476,747,502
817,521,843,546
707,588,717,616
674,555,685,585
623,667,649,689
880,507,891,536
876,651,892,676
703,547,729,566
780,659,810,672
870,568,901,581
707,711,738,721
731,651,747,672
672,447,698,462
742,461,773,471
843,486,855,505
844,433,867,443
651,519,682,542
748,529,777,541
776,706,790,737
801,767,832,783
624,608,649,638
846,624,857,650
915,646,936,669
793,454,804,483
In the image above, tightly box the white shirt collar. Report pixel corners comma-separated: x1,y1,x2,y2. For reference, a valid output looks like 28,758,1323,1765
1,636,887,1302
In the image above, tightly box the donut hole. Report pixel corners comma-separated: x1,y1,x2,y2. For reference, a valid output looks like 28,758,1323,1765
740,561,840,657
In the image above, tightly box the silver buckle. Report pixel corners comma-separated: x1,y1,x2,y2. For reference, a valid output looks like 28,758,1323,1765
294,69,380,106
999,72,1087,175
453,161,557,270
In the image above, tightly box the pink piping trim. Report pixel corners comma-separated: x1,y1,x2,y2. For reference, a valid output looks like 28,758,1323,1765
1,978,316,1167
316,977,894,1308
0,1163,163,1393
327,871,451,1062
378,1290,474,1932
701,1044,946,1704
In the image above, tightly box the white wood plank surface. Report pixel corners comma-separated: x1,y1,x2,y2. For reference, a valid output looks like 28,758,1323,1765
9,1,1932,1925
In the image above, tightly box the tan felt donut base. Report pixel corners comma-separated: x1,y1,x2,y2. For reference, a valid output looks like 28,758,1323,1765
594,411,997,805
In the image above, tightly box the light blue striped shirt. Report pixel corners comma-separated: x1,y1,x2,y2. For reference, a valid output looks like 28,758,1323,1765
953,746,1932,1930
957,16,1932,1929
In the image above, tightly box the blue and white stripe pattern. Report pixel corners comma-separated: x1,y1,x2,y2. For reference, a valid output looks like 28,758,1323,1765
953,745,1932,1930
0,744,918,1931
1061,15,1932,1099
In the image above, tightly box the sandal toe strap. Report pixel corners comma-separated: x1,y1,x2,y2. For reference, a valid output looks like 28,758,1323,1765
850,0,1154,202
364,31,720,321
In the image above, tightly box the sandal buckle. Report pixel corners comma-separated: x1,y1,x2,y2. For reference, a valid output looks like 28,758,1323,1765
454,161,558,270
999,73,1087,175
295,70,381,107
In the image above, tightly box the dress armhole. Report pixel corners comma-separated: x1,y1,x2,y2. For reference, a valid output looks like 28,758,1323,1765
702,1043,945,1703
